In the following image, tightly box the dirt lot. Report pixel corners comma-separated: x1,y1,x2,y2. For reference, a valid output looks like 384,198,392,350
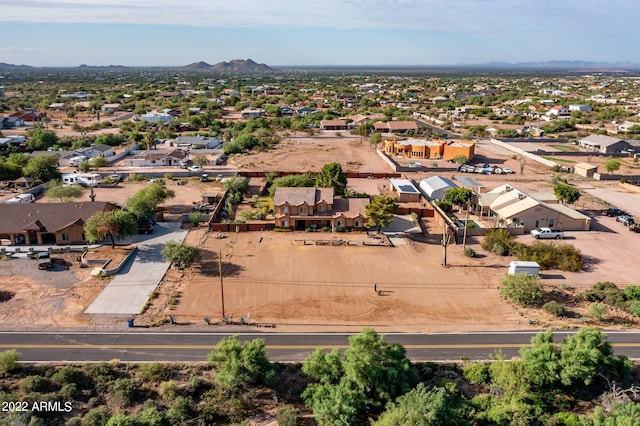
229,134,390,173
154,230,528,332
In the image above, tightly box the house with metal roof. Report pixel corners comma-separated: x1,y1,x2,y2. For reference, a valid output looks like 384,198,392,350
578,134,630,154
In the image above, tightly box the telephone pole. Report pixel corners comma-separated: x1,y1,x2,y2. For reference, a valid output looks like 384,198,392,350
219,250,225,319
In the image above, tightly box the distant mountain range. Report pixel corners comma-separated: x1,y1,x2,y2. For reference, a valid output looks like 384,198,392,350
1,60,639,72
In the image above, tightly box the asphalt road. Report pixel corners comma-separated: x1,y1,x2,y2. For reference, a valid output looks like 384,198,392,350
3,330,640,363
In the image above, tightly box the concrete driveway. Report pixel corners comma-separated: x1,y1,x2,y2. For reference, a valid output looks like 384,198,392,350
85,222,188,315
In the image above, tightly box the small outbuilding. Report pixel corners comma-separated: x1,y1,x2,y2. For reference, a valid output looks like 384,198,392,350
419,176,458,201
389,179,421,202
574,162,598,178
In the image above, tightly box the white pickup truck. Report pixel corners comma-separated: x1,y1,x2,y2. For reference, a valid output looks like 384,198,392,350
530,228,564,239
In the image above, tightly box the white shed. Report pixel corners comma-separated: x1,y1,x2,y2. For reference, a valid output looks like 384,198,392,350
419,176,458,201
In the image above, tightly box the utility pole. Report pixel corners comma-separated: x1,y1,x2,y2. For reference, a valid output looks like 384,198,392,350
219,250,225,319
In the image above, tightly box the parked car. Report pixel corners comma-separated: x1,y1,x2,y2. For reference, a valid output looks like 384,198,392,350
616,215,635,226
200,173,209,182
137,220,154,234
493,167,503,174
602,208,626,217
37,258,52,270
31,252,50,260
629,223,640,233
502,167,514,174
188,165,203,172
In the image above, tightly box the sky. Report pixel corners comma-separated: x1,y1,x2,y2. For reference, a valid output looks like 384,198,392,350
0,0,638,67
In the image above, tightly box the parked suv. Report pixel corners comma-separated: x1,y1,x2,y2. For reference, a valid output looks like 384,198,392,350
602,208,626,217
616,215,635,226
137,220,154,234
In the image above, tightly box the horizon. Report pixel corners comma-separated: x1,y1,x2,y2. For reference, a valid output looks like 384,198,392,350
1,1,639,67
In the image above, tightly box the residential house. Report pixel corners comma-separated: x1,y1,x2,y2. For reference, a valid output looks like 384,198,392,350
383,138,475,161
170,136,222,149
241,108,266,119
474,184,590,232
140,112,172,123
320,119,348,131
547,105,570,118
76,144,114,159
0,202,117,245
100,103,121,112
158,91,182,98
578,134,630,154
48,102,70,111
569,104,593,112
273,187,368,231
124,149,188,167
9,110,45,122
373,121,419,133
1,116,25,129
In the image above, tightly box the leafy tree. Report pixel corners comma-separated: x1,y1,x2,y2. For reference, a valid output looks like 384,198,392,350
79,160,91,172
25,128,58,150
46,180,83,202
444,187,473,210
90,156,108,168
192,154,209,167
365,195,397,233
452,155,469,165
302,348,344,385
207,335,276,388
84,209,138,248
499,273,543,306
559,328,628,387
303,380,362,426
223,175,249,194
23,155,60,181
0,157,23,180
125,182,175,219
369,132,382,146
161,241,201,269
553,183,581,205
520,330,561,388
316,162,348,196
374,383,469,426
269,173,314,196
604,158,621,175
105,414,137,426
94,133,123,146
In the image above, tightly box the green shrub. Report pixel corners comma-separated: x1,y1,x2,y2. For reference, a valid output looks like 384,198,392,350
19,375,51,394
51,367,90,388
624,286,640,300
109,378,137,407
543,301,566,317
626,301,640,317
166,396,193,425
85,363,119,386
81,407,111,426
0,349,20,373
463,362,490,384
589,303,607,321
499,273,544,306
140,362,169,383
581,282,625,307
463,247,476,258
129,173,144,182
482,228,514,253
276,406,299,426
159,380,180,402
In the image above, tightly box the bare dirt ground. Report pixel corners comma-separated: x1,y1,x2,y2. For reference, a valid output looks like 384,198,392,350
229,134,390,173
154,231,528,333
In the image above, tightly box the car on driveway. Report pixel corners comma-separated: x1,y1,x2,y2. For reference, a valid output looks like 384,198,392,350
602,208,626,217
616,215,635,226
188,165,203,172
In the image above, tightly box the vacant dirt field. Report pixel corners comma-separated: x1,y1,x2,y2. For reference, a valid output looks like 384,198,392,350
229,134,390,173
161,231,529,332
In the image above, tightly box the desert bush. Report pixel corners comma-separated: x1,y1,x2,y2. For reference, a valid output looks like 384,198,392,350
499,273,544,306
624,286,640,301
159,380,180,401
276,406,299,426
51,367,91,388
85,363,119,386
0,349,20,373
81,407,111,426
463,362,490,385
140,362,169,383
19,375,51,394
519,242,583,272
166,396,193,425
581,282,625,307
482,228,514,253
543,301,566,317
589,303,607,321
463,247,476,258
109,378,137,407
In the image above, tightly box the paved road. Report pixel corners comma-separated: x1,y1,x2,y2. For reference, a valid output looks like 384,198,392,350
85,222,188,315
3,331,640,363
